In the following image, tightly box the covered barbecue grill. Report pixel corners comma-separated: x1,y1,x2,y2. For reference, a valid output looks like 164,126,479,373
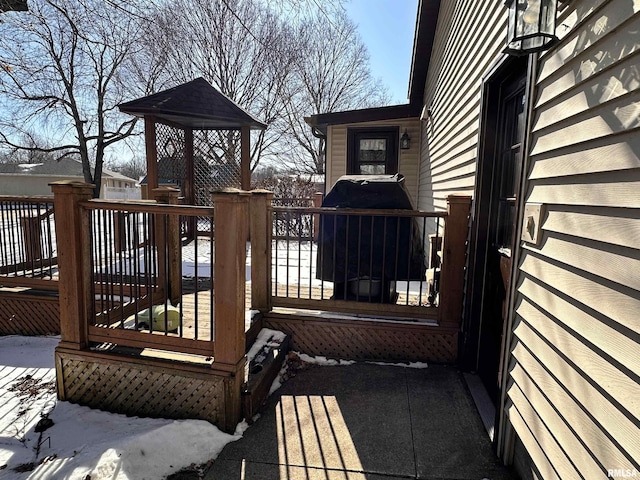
316,174,426,303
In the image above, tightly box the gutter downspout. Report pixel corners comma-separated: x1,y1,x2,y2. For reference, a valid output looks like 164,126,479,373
310,126,327,195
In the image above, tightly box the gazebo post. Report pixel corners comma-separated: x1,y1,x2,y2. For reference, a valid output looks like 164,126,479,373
185,128,195,239
241,125,251,190
144,115,159,200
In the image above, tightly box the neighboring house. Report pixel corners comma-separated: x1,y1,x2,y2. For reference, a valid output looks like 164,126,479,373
306,104,423,205
0,157,139,199
311,0,640,478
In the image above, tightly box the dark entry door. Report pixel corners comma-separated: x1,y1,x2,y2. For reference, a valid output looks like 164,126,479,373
476,68,527,403
346,127,399,175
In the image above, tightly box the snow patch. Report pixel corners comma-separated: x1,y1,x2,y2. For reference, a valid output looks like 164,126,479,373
245,309,261,324
367,361,429,369
293,352,428,369
18,163,43,171
295,353,356,366
0,335,240,480
246,328,287,363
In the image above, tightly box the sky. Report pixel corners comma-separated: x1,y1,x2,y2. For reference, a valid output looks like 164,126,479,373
344,0,419,105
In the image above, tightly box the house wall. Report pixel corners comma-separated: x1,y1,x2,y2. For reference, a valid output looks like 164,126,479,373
0,175,62,196
417,0,506,212
0,174,137,198
416,0,639,477
327,118,421,206
505,0,640,478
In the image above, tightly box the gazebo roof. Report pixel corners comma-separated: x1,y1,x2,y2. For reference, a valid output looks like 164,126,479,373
118,77,267,130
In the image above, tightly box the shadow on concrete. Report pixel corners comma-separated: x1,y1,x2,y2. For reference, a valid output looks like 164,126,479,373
206,363,515,479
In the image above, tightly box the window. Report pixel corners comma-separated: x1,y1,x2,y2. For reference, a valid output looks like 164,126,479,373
347,127,398,175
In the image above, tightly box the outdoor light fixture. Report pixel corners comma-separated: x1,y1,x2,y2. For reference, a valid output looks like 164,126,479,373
504,0,559,56
400,129,410,150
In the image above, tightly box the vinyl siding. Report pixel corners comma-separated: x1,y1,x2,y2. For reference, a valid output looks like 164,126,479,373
505,0,640,477
417,0,507,211
326,119,421,207
0,174,125,197
414,0,639,476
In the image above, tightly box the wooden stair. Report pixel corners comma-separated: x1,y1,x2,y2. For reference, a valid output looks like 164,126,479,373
242,326,291,421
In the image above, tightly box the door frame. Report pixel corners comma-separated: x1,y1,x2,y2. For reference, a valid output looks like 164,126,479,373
461,54,533,396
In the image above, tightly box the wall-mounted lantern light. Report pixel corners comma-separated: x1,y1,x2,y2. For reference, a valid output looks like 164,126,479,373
400,129,410,150
504,0,559,56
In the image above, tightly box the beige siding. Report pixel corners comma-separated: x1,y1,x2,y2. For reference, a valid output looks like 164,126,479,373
505,0,640,477
0,175,75,196
0,174,136,198
326,118,421,206
418,1,507,211
415,0,639,475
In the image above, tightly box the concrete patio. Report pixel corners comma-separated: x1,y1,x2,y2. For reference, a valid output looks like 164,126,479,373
205,362,515,480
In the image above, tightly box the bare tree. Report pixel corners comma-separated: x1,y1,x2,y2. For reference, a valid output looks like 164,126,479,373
0,0,160,197
150,0,298,172
0,133,64,164
105,155,147,181
278,10,390,174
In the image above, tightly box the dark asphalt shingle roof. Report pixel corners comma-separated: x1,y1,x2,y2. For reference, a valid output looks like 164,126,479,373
118,78,267,130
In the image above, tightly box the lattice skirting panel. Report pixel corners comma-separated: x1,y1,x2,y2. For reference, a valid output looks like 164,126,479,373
264,313,458,363
55,348,243,433
0,291,59,335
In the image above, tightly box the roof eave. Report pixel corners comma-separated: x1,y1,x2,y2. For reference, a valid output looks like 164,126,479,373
118,107,267,130
407,0,441,106
305,103,421,130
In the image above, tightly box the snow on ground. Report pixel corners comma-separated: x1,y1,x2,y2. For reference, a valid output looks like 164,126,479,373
103,238,429,297
0,333,429,479
294,352,428,369
294,353,356,367
0,336,240,480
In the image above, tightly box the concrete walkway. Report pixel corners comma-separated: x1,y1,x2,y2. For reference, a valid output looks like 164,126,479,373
206,363,515,479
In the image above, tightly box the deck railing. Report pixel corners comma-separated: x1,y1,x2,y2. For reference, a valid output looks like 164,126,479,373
251,194,471,325
53,183,249,367
0,195,57,290
53,182,470,361
83,194,217,356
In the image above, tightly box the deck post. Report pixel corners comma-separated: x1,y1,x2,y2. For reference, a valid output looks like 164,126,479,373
250,189,273,312
212,189,249,367
240,126,251,190
438,195,472,328
50,181,94,350
113,212,125,254
153,187,181,304
184,128,196,239
21,216,43,262
144,115,159,199
312,192,323,242
213,189,249,431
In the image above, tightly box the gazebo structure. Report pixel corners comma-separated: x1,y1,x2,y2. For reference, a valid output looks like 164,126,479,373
119,77,266,206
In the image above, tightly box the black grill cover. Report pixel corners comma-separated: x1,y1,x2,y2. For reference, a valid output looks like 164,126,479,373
316,174,426,282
